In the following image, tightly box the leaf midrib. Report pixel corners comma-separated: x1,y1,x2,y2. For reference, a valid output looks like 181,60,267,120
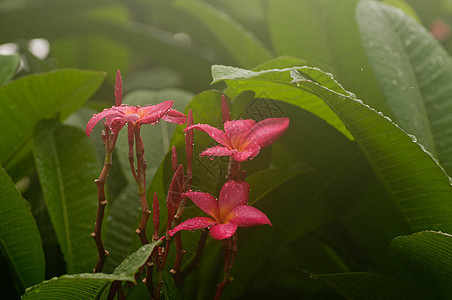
390,10,437,157
49,133,72,271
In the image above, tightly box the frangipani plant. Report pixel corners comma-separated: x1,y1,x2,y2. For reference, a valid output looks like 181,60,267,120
2,1,451,299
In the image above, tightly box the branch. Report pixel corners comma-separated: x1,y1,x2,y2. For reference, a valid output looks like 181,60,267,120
92,123,117,273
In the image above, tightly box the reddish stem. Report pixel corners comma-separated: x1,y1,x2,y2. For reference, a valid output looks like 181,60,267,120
92,123,118,273
174,229,208,286
152,193,160,241
214,235,236,300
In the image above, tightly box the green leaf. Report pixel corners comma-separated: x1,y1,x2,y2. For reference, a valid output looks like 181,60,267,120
267,0,388,113
290,67,452,233
52,36,130,84
311,272,430,299
211,64,353,140
0,54,19,86
175,0,273,68
0,167,44,290
0,69,105,165
247,168,308,205
162,271,181,300
103,184,141,273
357,0,452,174
22,241,161,299
391,231,452,297
33,120,100,274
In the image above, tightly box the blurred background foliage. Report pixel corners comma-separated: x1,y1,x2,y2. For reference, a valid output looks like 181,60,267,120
1,0,452,299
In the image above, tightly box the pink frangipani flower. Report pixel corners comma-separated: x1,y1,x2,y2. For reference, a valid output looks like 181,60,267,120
185,118,289,162
169,180,272,240
85,101,186,137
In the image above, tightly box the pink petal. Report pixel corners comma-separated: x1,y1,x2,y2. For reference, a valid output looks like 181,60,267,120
231,144,261,162
227,205,272,228
183,191,220,221
199,146,237,158
162,109,187,125
224,120,256,144
209,222,238,240
116,105,138,115
169,217,217,236
218,180,250,221
138,100,174,124
85,108,123,136
123,114,141,123
248,118,289,148
185,124,232,148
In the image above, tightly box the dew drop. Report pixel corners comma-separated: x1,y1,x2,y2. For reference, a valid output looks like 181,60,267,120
407,134,417,142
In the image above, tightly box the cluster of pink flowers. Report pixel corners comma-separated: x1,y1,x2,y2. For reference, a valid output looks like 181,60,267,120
86,85,289,240
86,70,289,298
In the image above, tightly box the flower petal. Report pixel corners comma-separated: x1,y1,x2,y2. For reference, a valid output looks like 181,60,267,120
139,100,174,124
85,108,122,136
123,114,141,123
183,191,220,221
169,217,216,236
248,118,289,148
226,205,272,228
110,117,127,134
199,146,237,158
185,124,232,148
231,144,261,162
209,222,238,240
223,119,255,145
162,109,187,125
219,180,250,221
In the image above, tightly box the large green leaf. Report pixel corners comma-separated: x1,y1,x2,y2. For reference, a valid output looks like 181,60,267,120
0,167,44,290
357,0,452,174
391,231,452,297
311,272,430,299
22,240,162,299
103,184,141,273
267,0,387,112
33,120,100,273
0,69,105,165
211,64,353,140
290,67,452,233
247,169,307,205
0,54,19,86
175,0,273,68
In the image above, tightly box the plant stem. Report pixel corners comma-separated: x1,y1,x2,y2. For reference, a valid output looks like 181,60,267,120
173,229,208,286
214,234,236,300
92,123,118,273
171,110,194,278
